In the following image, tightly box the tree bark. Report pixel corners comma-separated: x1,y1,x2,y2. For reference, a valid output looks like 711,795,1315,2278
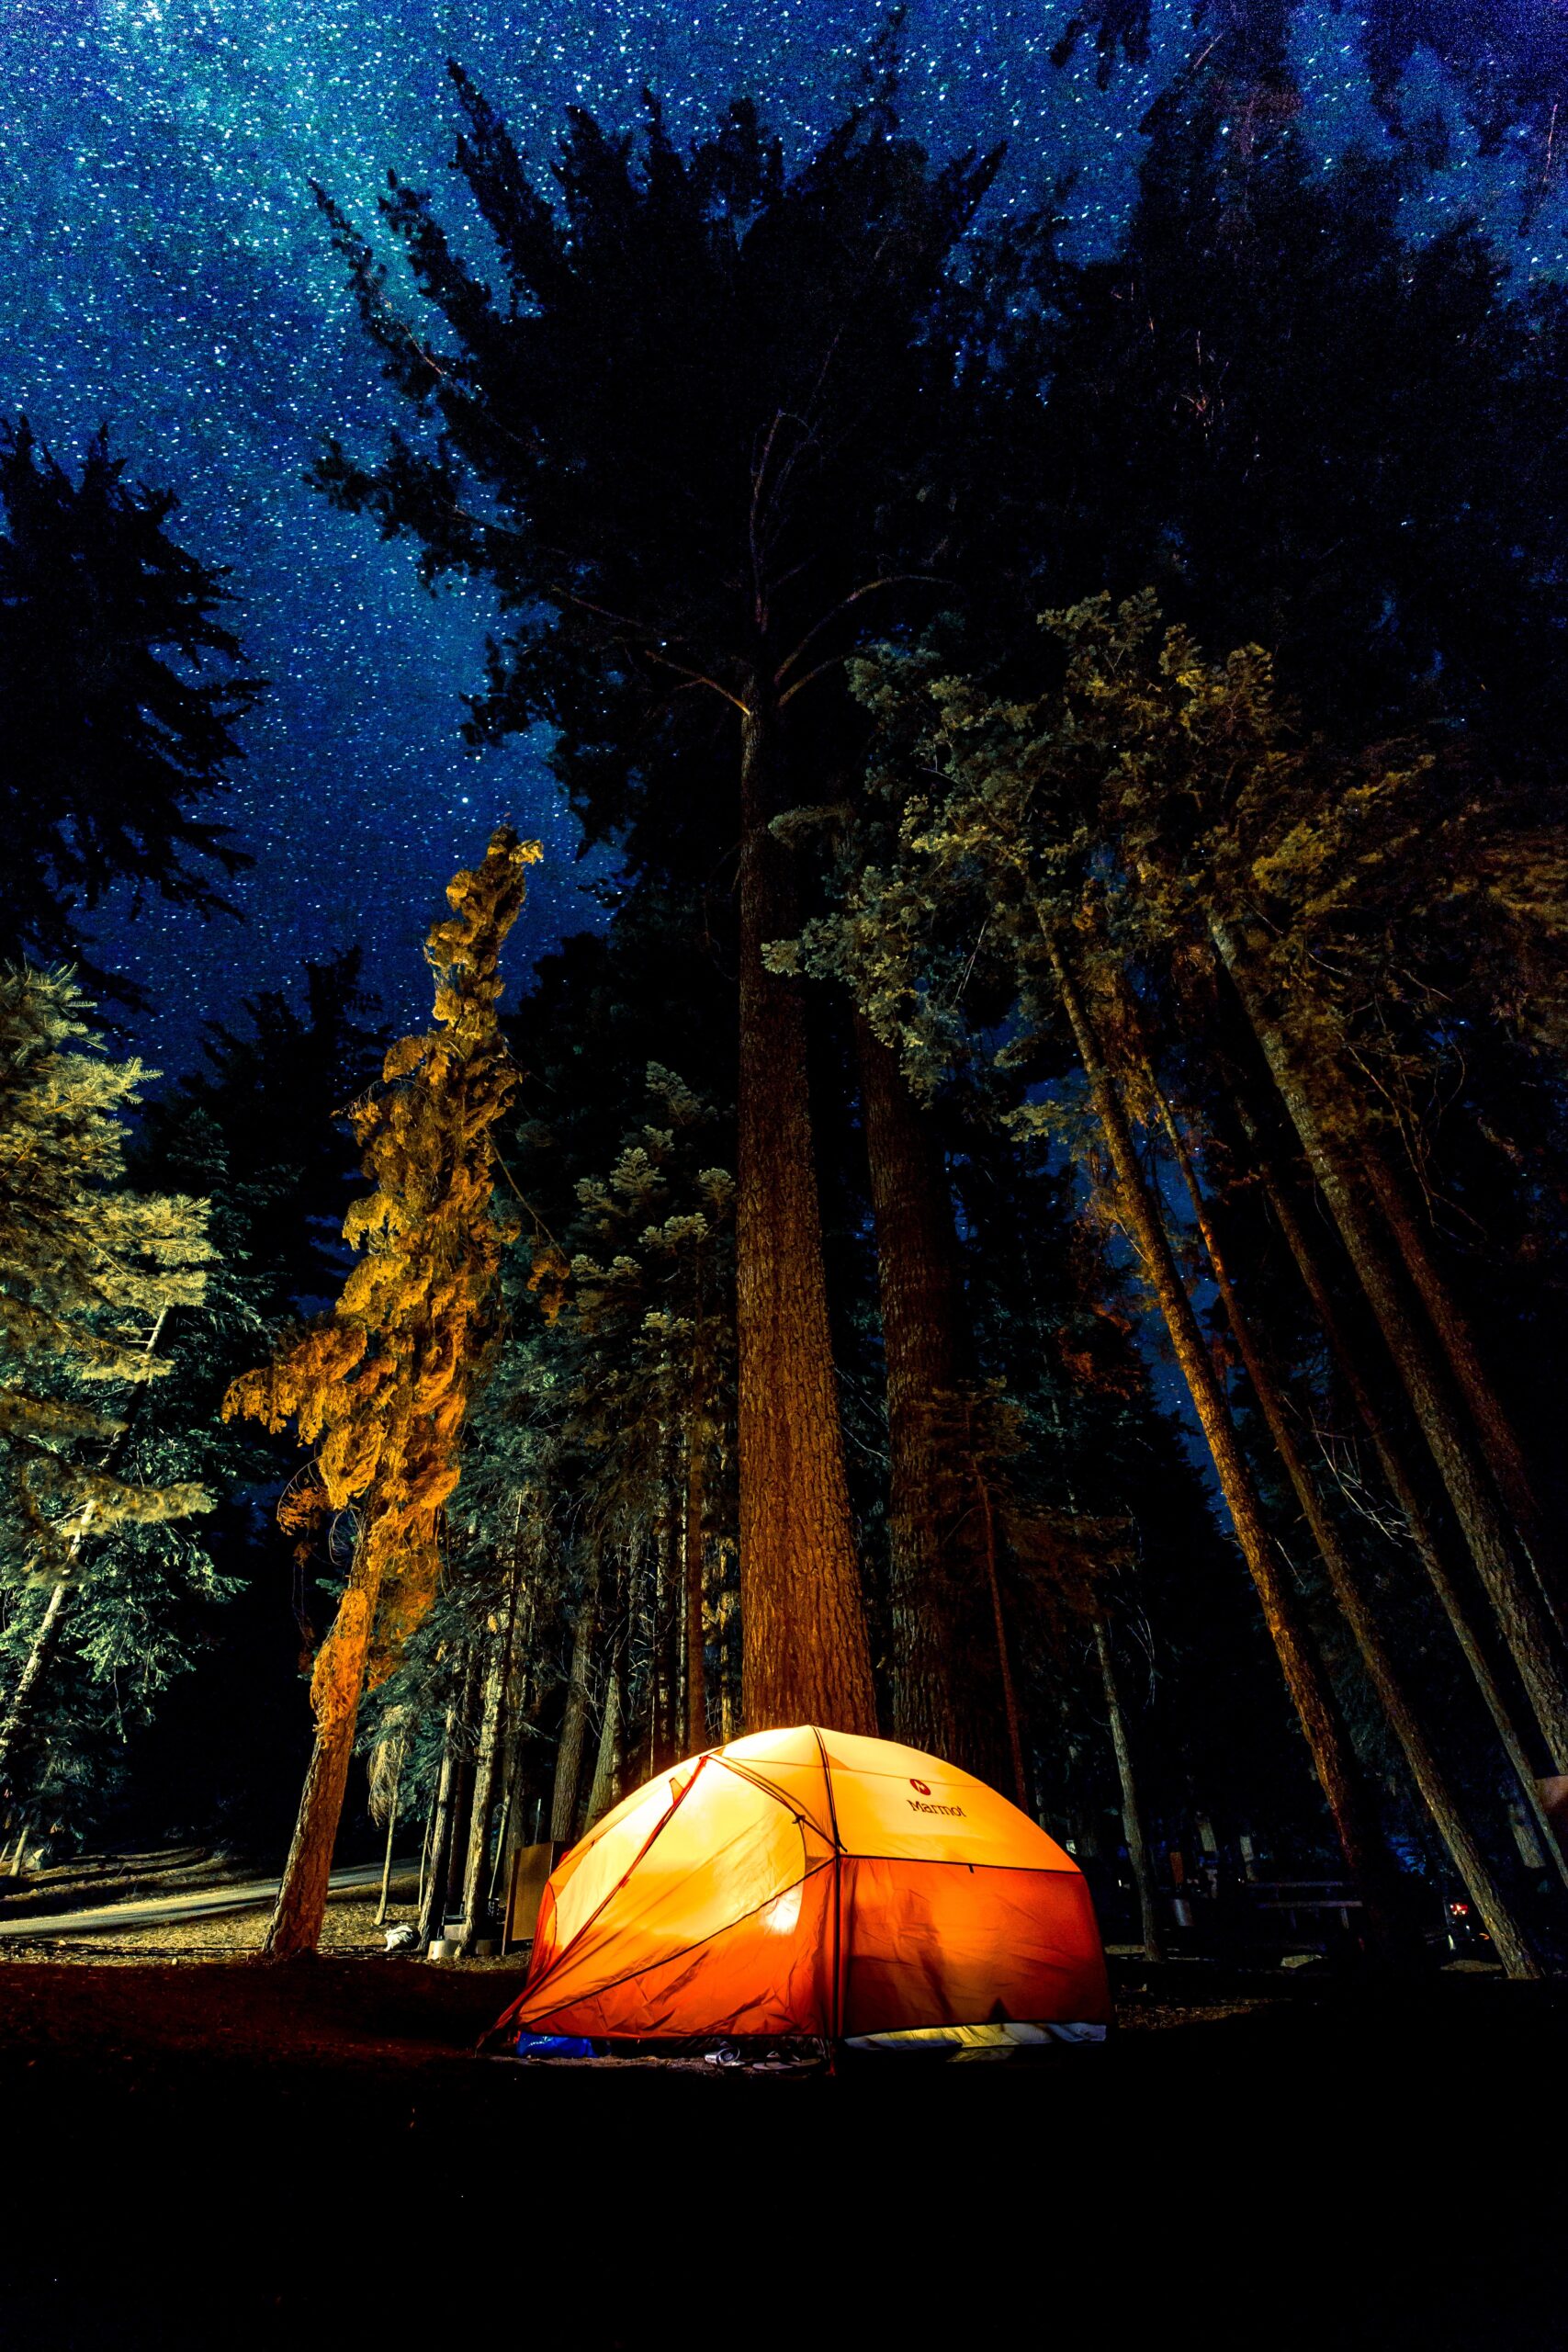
1156,1082,1541,1979
1363,1142,1563,1632
550,1574,598,1843
656,1471,680,1774
737,697,876,1735
494,1520,540,1900
414,1783,436,1925
1047,932,1406,1959
374,1749,402,1928
586,1664,621,1826
441,1657,479,1932
417,1676,465,1950
855,1012,972,1766
1094,1617,1165,1962
457,1623,509,1954
265,1551,382,1961
971,1463,1031,1810
683,1417,707,1756
0,1582,69,1789
1213,915,1568,1771
1244,1110,1568,1900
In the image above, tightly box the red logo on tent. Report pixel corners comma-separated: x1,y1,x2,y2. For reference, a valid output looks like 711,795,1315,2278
910,1778,931,1795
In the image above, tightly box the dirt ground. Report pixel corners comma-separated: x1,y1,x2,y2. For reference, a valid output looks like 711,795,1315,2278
0,1891,476,1963
0,1953,1562,2351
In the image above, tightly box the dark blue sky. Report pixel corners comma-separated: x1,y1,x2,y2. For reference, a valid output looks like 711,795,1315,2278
3,0,1559,1070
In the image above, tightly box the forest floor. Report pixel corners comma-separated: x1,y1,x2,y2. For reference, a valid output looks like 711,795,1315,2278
0,1948,1562,2351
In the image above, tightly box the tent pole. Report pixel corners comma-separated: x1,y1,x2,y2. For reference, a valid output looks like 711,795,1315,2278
812,1727,843,2059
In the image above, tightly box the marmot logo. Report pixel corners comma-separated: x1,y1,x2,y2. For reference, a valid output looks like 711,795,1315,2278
909,1778,931,1794
908,1798,965,1817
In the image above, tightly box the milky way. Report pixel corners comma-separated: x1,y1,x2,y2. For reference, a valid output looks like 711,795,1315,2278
2,0,1559,1068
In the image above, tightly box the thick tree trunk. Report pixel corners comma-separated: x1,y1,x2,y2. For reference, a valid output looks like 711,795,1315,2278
855,1012,971,1766
1246,1114,1568,1899
550,1577,598,1843
265,1555,381,1961
1213,916,1568,1770
457,1623,509,1955
1364,1143,1563,1632
1157,1083,1541,1979
736,698,876,1736
683,1419,707,1756
586,1665,620,1826
1094,1617,1165,1962
1047,933,1406,1958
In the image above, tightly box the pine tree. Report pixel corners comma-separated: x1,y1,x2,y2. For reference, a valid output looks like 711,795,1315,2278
225,829,535,1957
0,420,260,987
305,62,1051,1734
784,633,1426,1949
106,953,388,1857
0,968,215,1799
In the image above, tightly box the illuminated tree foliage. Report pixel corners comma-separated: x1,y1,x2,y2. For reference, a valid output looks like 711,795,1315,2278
226,828,535,1958
0,968,214,1800
779,597,1568,1969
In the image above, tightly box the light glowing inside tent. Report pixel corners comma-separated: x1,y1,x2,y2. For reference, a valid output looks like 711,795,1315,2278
761,1881,803,1936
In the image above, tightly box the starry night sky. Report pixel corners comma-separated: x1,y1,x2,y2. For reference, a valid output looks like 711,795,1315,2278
4,0,1561,1071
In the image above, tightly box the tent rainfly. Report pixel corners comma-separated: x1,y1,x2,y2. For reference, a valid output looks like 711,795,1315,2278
491,1725,1111,2046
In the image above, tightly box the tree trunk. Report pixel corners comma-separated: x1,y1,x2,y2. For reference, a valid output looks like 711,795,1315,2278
586,1664,620,1826
1156,1081,1541,1979
1244,1108,1568,1900
1363,1142,1563,1632
494,1524,540,1901
1213,915,1568,1771
417,1679,465,1949
441,1652,480,1932
414,1783,436,1924
374,1749,402,1928
265,1554,382,1960
973,1464,1030,1810
736,697,875,1735
684,1415,707,1757
0,1582,69,1787
457,1623,509,1955
855,1011,973,1767
1094,1617,1165,1962
550,1575,598,1843
656,1473,679,1774
1046,932,1406,1959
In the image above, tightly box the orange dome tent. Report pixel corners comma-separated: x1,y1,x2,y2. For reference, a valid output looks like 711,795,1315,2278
491,1725,1111,2047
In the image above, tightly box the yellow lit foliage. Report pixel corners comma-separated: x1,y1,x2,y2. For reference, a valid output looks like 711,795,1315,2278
224,829,537,1730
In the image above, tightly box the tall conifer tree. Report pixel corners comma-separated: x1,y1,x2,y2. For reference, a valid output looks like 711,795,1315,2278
306,67,1030,1733
226,830,533,1957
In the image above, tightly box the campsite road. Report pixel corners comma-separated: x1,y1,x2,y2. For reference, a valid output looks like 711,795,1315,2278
0,1860,420,1940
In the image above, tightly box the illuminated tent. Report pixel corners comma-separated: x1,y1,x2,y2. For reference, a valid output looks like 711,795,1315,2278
491,1725,1111,2045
